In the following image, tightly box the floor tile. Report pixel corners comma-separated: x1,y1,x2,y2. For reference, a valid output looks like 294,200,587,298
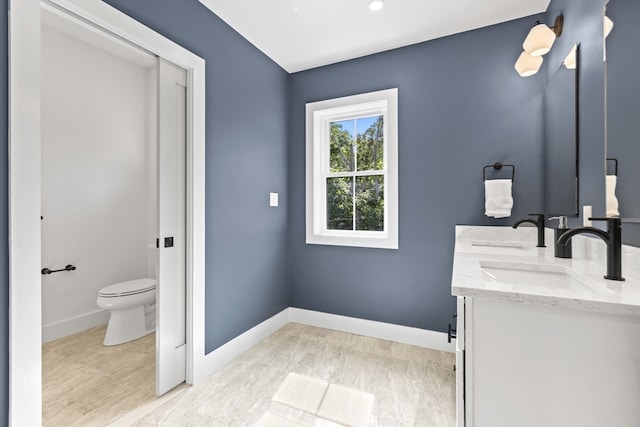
317,383,375,427
257,412,312,427
273,372,330,414
42,325,156,426
48,323,456,426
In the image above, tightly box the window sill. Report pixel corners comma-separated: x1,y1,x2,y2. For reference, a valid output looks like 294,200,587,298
306,233,398,250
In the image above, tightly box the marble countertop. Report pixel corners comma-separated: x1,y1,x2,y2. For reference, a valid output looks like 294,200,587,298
451,226,640,317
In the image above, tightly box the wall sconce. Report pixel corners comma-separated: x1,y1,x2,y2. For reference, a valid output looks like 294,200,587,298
604,15,614,38
563,44,577,69
514,15,563,77
523,15,564,56
515,51,544,77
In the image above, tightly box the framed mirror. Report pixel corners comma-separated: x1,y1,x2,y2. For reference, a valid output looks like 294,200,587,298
544,45,579,216
605,0,640,245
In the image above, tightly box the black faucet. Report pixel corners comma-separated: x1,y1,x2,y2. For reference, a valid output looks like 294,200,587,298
549,216,572,258
558,217,625,281
513,213,546,247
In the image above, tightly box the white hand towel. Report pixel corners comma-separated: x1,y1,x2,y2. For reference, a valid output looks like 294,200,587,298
606,175,619,217
485,179,513,218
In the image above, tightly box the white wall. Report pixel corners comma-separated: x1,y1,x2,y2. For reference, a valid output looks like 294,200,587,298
41,25,155,342
146,68,158,279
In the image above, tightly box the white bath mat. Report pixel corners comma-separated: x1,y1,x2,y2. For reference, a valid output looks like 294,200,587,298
317,383,374,427
273,373,329,414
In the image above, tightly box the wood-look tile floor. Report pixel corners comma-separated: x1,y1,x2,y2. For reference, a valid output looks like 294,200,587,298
124,323,456,427
42,325,156,427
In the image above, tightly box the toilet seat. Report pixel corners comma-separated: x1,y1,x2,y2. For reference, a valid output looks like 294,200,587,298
99,278,156,298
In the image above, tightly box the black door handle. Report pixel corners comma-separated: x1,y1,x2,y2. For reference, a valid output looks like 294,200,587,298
448,323,457,343
164,237,174,248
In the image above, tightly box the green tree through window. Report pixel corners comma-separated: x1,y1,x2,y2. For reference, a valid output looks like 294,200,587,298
327,115,384,231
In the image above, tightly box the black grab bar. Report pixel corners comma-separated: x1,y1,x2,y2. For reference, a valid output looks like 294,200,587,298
41,265,76,275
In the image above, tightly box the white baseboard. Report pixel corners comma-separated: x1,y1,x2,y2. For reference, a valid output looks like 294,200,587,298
198,307,290,381
289,308,455,353
42,309,110,343
196,307,454,384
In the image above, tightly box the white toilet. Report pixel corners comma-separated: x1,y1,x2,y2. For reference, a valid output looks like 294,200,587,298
96,278,156,346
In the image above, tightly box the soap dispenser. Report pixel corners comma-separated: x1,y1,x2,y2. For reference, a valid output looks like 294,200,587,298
549,216,572,258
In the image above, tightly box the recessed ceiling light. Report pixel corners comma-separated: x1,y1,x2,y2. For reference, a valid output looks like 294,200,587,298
368,0,385,12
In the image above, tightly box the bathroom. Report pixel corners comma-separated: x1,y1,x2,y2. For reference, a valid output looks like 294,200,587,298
3,0,640,425
40,11,159,346
38,7,164,421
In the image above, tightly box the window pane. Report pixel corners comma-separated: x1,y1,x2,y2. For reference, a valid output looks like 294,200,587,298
356,175,384,231
330,120,354,172
327,177,353,230
356,115,384,171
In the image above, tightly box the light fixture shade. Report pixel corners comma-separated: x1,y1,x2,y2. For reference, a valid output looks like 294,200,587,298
564,45,577,69
368,0,385,12
604,16,614,38
523,24,556,56
515,51,543,77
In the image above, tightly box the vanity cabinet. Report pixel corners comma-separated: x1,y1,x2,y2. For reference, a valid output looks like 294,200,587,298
456,296,640,427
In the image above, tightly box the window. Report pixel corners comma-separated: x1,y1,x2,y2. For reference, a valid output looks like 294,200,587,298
306,88,398,249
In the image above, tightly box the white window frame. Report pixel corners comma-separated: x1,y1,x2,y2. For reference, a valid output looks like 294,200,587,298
306,88,398,249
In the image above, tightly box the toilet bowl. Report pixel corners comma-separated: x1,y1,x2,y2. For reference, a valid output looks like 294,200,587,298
96,278,156,346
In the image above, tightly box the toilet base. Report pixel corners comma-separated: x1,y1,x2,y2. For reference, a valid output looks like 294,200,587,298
103,305,155,346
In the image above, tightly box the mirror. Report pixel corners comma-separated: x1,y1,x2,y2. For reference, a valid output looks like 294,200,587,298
544,45,579,216
605,1,640,221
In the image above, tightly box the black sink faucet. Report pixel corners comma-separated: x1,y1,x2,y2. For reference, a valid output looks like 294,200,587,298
558,217,625,281
513,213,546,247
549,216,572,258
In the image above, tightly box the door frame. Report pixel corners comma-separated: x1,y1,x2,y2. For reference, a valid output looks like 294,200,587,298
8,1,206,425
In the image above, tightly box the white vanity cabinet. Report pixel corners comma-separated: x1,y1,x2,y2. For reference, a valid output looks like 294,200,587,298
456,295,640,427
455,296,465,427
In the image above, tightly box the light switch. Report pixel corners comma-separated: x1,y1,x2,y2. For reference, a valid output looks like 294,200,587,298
270,192,278,207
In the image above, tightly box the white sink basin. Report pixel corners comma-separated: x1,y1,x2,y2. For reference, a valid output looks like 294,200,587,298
471,240,527,249
479,261,593,292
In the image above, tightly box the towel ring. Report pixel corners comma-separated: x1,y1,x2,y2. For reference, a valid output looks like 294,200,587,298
606,158,618,176
483,162,515,182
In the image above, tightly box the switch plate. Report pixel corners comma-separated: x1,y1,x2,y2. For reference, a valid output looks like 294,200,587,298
270,192,278,207
583,205,592,227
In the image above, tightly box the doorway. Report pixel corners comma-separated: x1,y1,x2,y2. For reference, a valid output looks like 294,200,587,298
40,6,160,346
39,7,187,419
9,1,207,425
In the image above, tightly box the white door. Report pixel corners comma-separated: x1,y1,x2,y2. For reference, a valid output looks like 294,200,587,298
156,58,187,395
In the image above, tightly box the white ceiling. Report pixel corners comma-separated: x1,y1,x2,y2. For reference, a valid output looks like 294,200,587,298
199,0,550,73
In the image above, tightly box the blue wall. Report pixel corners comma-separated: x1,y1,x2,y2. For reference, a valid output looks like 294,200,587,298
0,0,290,420
288,16,546,332
0,0,291,418
606,0,640,246
102,0,291,352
